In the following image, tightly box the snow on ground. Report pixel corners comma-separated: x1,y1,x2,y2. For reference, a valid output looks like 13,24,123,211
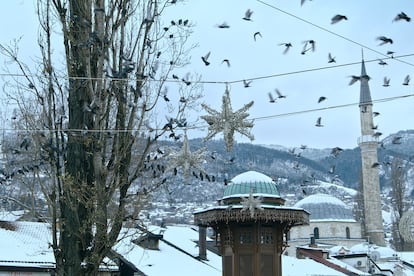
317,181,358,196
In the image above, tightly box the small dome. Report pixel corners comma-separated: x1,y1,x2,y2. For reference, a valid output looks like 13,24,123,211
223,171,280,197
294,193,354,221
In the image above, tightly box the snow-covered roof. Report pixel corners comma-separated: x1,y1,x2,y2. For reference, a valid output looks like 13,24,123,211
294,193,355,221
282,255,347,276
0,221,55,269
223,170,280,198
113,224,222,275
230,170,274,184
350,242,397,259
0,210,25,221
295,193,347,207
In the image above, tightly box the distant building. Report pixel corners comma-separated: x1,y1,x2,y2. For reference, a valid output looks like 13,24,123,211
287,193,365,256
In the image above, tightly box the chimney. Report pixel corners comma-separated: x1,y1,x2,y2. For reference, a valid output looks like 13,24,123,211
198,226,207,260
310,235,317,247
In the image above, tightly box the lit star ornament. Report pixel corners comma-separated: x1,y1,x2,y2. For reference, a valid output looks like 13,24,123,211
167,132,206,181
201,87,254,152
241,192,264,218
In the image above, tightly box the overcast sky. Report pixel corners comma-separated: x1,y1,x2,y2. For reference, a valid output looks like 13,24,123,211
1,0,414,150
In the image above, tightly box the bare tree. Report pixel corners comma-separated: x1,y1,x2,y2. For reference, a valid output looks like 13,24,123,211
1,0,200,274
389,157,414,250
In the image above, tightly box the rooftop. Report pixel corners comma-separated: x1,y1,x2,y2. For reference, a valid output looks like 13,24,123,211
294,193,355,221
223,170,280,198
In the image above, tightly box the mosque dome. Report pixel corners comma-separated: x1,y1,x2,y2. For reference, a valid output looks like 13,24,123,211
222,171,284,206
294,193,355,221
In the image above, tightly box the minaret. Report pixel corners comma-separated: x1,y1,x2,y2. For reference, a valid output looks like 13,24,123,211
357,59,385,246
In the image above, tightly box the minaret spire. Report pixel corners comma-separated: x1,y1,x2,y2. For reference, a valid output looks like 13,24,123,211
359,60,372,107
357,59,385,246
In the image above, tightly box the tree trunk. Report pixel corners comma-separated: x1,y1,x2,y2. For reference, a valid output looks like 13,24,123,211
60,1,95,275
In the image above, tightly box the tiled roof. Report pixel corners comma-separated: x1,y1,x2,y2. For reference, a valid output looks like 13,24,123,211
223,171,279,197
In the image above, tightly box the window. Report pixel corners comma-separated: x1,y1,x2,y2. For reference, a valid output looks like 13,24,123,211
259,228,273,245
313,227,319,239
239,229,253,245
346,227,350,239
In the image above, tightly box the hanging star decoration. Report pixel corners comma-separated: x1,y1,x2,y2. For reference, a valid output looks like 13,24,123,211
166,131,207,181
240,192,264,218
201,86,254,152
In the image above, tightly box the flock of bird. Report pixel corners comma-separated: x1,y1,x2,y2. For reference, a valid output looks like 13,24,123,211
206,6,412,132
188,2,413,188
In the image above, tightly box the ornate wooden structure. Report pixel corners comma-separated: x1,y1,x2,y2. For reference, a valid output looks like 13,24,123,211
194,171,309,276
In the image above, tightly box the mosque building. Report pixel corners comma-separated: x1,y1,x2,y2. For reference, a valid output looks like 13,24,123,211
286,193,365,256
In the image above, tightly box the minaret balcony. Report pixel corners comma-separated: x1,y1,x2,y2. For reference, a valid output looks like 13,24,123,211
357,135,379,145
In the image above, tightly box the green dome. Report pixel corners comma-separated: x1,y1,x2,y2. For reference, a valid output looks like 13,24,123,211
223,171,280,197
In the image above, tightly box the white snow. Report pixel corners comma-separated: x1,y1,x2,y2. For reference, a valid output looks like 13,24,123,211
282,255,347,276
317,181,358,196
294,193,348,208
0,210,25,221
230,170,274,184
113,225,221,275
0,221,54,268
3,221,414,275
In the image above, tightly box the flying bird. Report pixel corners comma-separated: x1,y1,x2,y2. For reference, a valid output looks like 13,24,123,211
386,51,395,58
348,75,361,85
331,147,343,157
328,53,336,63
253,32,262,41
392,136,403,144
331,14,348,24
301,0,312,6
217,22,230,28
275,89,286,98
378,59,387,66
373,111,380,117
393,12,411,22
383,77,390,87
301,40,315,54
221,59,231,67
371,162,381,168
318,96,327,103
279,42,293,54
243,9,253,21
402,74,410,85
201,51,211,66
377,36,393,45
315,117,323,127
243,79,252,88
268,92,276,103
372,131,382,138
